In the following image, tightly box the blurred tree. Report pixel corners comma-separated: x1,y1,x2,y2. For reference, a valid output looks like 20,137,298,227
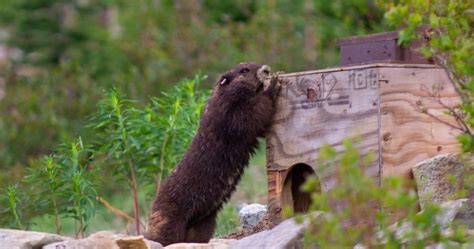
0,0,384,187
0,0,108,66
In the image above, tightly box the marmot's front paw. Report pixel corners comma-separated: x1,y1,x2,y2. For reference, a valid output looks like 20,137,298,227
266,73,282,101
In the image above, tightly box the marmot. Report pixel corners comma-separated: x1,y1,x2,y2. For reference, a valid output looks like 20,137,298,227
146,62,281,246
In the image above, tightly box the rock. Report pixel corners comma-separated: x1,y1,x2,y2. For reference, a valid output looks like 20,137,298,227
0,229,70,249
412,154,471,208
209,239,235,247
412,154,474,228
44,231,120,249
229,212,323,249
375,199,470,244
436,199,470,228
425,241,474,249
239,204,267,229
116,235,163,249
164,239,232,249
454,199,474,229
44,231,163,249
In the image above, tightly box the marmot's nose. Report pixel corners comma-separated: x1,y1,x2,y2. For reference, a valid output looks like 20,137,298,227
257,65,271,82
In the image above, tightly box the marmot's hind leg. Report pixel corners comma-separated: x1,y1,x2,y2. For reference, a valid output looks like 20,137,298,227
146,211,186,246
185,211,218,243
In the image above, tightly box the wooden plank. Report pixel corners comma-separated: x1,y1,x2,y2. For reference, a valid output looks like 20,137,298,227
281,63,437,78
266,169,280,200
267,169,291,207
379,67,461,177
266,67,381,192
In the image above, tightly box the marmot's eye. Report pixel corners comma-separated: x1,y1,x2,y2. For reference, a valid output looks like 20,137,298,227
240,68,250,74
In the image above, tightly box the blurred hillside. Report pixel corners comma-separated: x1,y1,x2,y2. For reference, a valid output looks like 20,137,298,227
0,0,385,186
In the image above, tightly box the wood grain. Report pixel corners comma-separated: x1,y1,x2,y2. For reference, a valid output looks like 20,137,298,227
266,65,381,202
378,67,461,177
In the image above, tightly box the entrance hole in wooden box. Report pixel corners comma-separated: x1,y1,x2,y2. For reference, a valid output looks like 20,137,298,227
281,163,319,213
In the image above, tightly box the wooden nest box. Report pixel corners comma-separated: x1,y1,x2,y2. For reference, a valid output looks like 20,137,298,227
266,30,461,212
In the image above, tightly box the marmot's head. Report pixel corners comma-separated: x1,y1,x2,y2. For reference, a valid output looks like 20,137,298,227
215,62,271,95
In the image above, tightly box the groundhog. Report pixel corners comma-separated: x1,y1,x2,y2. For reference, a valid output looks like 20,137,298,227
146,62,281,246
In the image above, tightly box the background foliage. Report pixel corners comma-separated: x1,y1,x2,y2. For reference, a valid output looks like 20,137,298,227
0,0,384,184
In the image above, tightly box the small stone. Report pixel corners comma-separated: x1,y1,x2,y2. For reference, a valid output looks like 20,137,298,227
436,199,469,228
162,239,233,249
116,235,163,249
164,242,226,249
229,212,323,249
239,204,267,229
454,199,474,229
375,199,471,244
209,239,235,247
0,229,70,249
44,231,119,249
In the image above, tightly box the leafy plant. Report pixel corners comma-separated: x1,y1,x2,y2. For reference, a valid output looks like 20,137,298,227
91,89,143,234
1,185,25,230
58,139,97,238
148,75,209,185
26,155,65,234
89,75,208,235
22,139,97,238
382,0,474,152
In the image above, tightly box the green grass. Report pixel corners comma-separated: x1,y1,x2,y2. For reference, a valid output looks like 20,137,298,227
29,188,150,237
214,203,240,237
232,142,268,204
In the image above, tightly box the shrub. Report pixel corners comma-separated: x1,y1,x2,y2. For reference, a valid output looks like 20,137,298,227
299,140,473,248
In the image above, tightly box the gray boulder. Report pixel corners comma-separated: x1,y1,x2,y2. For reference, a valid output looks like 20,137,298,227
0,229,70,249
412,154,470,207
436,199,470,228
239,204,267,229
229,212,323,249
412,154,473,228
371,199,471,247
454,199,474,229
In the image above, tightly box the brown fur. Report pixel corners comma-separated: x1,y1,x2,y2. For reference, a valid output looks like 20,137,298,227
146,63,280,246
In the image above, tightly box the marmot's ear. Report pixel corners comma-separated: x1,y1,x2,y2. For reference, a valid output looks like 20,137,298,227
218,76,228,86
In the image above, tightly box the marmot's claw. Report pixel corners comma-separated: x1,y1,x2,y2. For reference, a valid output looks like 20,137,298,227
267,73,283,100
